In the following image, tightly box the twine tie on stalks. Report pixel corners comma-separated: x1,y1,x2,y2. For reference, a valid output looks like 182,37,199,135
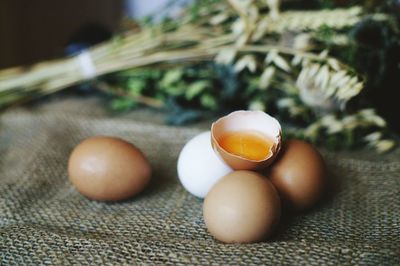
77,51,97,79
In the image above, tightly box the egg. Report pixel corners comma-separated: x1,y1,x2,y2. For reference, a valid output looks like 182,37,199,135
68,136,151,201
177,131,233,198
211,110,282,170
203,171,281,243
269,139,327,211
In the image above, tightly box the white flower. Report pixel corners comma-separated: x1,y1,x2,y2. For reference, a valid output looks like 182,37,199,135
259,67,275,89
234,55,257,73
249,100,266,111
293,33,314,51
375,140,396,153
215,48,237,65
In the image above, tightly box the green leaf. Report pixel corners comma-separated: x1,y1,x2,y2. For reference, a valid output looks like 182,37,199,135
163,82,186,96
155,93,166,101
111,98,137,111
161,69,184,87
200,94,218,110
127,79,147,95
185,81,209,100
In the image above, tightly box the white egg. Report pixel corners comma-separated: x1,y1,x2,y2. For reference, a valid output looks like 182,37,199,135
177,131,233,198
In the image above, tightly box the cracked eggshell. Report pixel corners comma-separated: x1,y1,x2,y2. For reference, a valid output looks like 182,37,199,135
211,110,282,170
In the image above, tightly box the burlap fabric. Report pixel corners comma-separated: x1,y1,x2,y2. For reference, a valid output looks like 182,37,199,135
1,97,399,265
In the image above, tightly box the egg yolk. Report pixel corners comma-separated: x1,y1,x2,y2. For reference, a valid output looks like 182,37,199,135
218,130,273,161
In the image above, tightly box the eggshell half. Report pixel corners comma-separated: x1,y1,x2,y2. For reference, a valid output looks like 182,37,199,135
211,110,282,170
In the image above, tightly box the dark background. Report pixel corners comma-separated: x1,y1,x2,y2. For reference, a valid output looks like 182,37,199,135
0,0,123,68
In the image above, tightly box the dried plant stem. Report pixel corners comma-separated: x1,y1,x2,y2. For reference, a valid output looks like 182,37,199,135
96,82,164,108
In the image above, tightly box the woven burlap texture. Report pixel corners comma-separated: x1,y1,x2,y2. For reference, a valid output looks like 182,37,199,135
1,104,399,265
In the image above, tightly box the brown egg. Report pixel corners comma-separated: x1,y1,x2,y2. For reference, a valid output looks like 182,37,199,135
269,139,326,211
68,136,151,201
203,171,281,243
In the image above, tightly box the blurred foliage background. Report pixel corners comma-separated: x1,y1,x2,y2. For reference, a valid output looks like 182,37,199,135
0,0,399,152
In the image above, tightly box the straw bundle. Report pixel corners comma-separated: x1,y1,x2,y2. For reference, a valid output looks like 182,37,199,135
0,24,232,107
0,3,364,108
